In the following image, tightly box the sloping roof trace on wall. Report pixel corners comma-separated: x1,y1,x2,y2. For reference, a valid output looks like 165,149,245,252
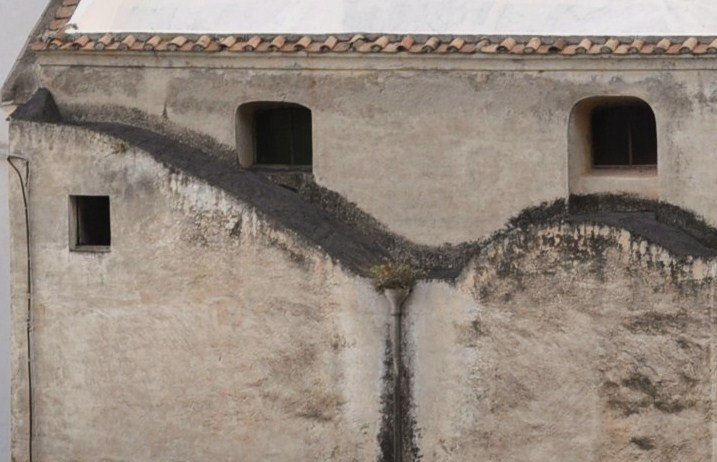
32,0,717,56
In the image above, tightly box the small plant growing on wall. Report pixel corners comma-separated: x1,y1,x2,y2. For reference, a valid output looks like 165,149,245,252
370,262,421,291
110,140,130,155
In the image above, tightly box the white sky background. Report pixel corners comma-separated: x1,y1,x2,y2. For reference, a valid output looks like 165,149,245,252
1,1,50,460
70,0,717,35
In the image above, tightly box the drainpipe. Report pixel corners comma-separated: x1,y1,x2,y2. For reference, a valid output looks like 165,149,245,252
384,287,410,462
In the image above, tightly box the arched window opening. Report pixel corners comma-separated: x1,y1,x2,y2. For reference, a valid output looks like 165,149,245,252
568,96,659,199
236,102,312,168
591,101,657,168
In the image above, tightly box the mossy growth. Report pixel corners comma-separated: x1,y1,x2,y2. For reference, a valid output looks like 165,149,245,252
110,140,130,155
370,262,421,291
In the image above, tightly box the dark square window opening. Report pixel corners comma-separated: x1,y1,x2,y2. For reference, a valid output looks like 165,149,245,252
591,103,657,168
70,195,111,251
254,106,312,167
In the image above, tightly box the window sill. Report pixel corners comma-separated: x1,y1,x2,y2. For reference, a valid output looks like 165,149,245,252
583,166,657,178
70,245,111,253
572,169,659,199
250,165,312,173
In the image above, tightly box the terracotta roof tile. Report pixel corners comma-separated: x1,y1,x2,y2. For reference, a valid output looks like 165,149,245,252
73,35,90,47
422,37,441,52
30,41,47,52
349,34,366,50
178,41,194,52
680,37,698,53
116,35,135,51
576,38,592,54
219,36,237,49
524,37,541,54
144,36,161,51
628,39,645,54
447,37,465,52
94,33,113,50
497,37,516,52
694,43,709,54
295,36,312,50
561,44,578,55
397,36,415,51
601,38,619,54
333,41,351,53
55,6,75,19
548,38,567,53
655,38,671,54
666,43,682,55
458,42,477,54
614,44,630,55
49,19,68,32
640,44,656,54
268,35,285,51
708,38,717,53
254,41,271,53
481,42,499,54
167,36,188,51
360,36,389,52
245,36,262,51
50,38,66,49
205,41,221,52
319,36,338,52
588,44,603,55
193,35,213,51
28,3,717,58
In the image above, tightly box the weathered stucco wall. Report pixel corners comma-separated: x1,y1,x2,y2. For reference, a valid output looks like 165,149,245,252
8,113,717,461
33,54,717,246
8,121,389,461
9,55,717,461
408,225,716,461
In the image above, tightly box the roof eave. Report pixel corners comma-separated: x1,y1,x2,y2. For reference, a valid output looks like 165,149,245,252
2,0,67,104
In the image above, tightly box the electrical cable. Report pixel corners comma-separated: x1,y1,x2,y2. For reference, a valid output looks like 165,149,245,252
7,155,32,462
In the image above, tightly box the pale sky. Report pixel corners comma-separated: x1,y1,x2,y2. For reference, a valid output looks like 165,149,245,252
70,0,717,36
1,1,49,460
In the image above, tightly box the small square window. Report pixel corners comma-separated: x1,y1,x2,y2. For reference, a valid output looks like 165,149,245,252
69,195,111,252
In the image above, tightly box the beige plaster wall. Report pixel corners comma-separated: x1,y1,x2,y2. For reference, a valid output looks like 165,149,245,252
8,109,717,462
407,225,717,461
8,122,389,461
34,54,717,246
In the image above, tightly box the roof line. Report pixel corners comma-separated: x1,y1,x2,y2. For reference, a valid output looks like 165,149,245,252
33,33,717,57
28,0,717,57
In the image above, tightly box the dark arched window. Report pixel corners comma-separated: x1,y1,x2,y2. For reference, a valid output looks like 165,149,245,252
236,102,312,168
591,101,657,167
